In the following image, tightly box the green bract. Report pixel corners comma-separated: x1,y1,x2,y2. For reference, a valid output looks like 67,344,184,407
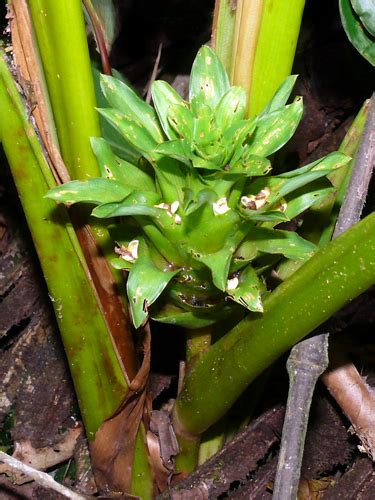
47,46,350,329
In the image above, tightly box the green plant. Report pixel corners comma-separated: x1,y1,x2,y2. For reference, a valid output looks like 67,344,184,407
47,46,350,331
340,0,375,65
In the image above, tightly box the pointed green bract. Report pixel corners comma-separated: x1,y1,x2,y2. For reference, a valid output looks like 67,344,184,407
152,80,188,140
91,137,156,192
189,46,230,109
259,75,298,116
247,97,304,157
127,246,179,328
101,74,164,142
48,45,349,329
97,108,158,157
226,264,263,312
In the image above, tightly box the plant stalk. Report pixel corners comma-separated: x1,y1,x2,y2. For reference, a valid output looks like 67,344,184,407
174,212,375,436
0,50,128,439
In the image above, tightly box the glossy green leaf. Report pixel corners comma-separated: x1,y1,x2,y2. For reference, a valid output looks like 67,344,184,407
339,0,375,65
92,191,162,218
151,80,187,140
46,178,132,205
189,46,230,109
184,189,217,216
247,97,304,157
243,211,290,223
283,179,334,220
237,227,316,261
168,103,194,142
155,139,192,166
227,155,271,177
279,151,351,178
193,103,221,149
351,0,375,36
110,256,133,270
97,108,157,157
215,87,247,130
127,248,179,328
227,119,258,164
92,65,142,163
91,137,156,192
226,264,263,312
154,156,187,204
259,75,298,117
100,74,163,142
193,224,250,291
152,302,225,329
241,152,350,218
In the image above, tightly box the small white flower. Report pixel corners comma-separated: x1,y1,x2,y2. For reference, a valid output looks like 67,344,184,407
155,201,182,224
227,277,239,290
115,239,139,263
170,200,180,214
155,203,170,211
213,197,230,216
241,187,271,210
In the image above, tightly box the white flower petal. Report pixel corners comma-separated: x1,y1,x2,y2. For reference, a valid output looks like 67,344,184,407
213,197,230,216
227,277,239,290
128,240,139,259
170,201,180,214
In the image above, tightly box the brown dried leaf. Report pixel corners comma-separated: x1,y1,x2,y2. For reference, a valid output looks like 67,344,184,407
89,326,151,494
0,427,82,485
298,477,335,500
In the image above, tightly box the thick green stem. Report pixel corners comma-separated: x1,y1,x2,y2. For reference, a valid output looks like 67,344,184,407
186,327,212,363
211,0,237,74
28,0,100,179
213,0,305,115
0,50,128,439
0,47,153,497
174,213,375,435
174,327,212,473
248,0,305,116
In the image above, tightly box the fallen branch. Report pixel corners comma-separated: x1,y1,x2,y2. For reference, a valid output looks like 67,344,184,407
0,450,85,500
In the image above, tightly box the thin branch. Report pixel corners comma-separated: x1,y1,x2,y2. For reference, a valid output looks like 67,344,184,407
273,93,375,499
0,451,85,500
145,43,162,104
272,334,329,499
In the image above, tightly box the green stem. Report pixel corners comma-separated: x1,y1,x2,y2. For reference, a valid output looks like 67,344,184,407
0,48,154,497
186,327,212,363
0,50,128,439
249,0,305,116
28,0,100,179
174,213,375,435
213,0,305,115
212,0,237,74
174,327,213,473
